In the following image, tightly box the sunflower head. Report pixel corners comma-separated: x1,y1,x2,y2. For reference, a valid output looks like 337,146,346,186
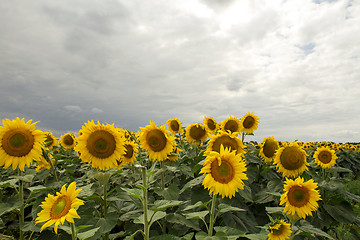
120,140,138,165
166,118,183,135
74,120,125,170
273,142,309,178
259,136,279,163
267,219,292,240
185,123,208,143
60,132,76,150
280,177,321,219
203,116,218,134
200,145,248,199
313,147,337,169
240,112,260,134
168,145,182,162
221,116,241,134
44,132,57,149
0,117,46,171
35,153,55,172
35,182,84,234
139,121,176,161
205,130,245,157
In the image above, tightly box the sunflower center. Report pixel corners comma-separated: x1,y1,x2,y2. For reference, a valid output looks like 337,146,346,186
189,125,206,141
87,130,116,158
50,196,71,219
212,136,239,154
272,225,284,236
210,158,234,184
280,146,304,170
318,151,332,164
207,119,216,131
45,135,54,147
63,135,74,146
263,140,278,158
224,120,239,133
288,186,309,207
170,121,180,132
2,130,35,157
243,116,255,129
124,144,134,158
146,129,167,152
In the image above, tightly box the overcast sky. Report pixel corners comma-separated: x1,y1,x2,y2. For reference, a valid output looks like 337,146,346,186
1,0,359,143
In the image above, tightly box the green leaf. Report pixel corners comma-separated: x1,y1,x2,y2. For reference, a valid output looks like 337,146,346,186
0,179,18,188
244,233,267,240
95,212,118,234
217,203,245,214
150,234,181,240
149,211,167,226
184,210,209,221
320,179,344,191
77,227,100,240
77,184,95,198
0,201,21,216
265,206,284,214
213,226,246,239
323,204,360,224
195,231,227,240
297,221,335,240
122,187,143,201
167,213,201,231
342,190,360,202
151,200,184,211
10,174,34,183
183,200,211,211
181,232,195,240
179,175,205,194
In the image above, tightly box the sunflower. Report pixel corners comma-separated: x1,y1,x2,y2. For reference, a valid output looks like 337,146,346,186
280,177,321,219
59,132,76,150
121,140,138,165
0,117,46,171
240,112,260,134
221,116,241,134
205,130,245,157
139,121,176,161
185,123,208,143
313,146,337,169
268,219,292,240
168,146,182,162
74,120,125,170
259,136,279,163
35,153,55,172
35,182,84,234
200,145,248,199
166,118,184,135
44,132,57,149
273,142,309,178
203,116,218,134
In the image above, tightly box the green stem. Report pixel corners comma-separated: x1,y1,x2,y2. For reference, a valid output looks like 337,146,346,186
242,132,245,143
18,169,25,240
103,183,109,240
160,161,166,234
71,222,77,240
208,193,217,236
142,166,150,240
42,149,58,182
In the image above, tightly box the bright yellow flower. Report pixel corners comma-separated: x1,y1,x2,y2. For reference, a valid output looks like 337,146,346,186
120,140,138,166
75,120,125,170
221,116,241,134
44,132,57,149
205,130,245,157
280,177,321,219
203,116,218,134
313,146,337,169
200,145,248,199
166,118,184,135
35,153,55,172
240,112,260,134
268,219,292,240
0,117,46,171
259,136,279,163
185,123,208,143
35,182,84,234
59,132,76,150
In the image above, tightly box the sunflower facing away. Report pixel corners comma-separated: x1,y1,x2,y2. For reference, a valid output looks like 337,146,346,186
280,177,321,219
168,146,182,162
203,116,218,134
185,123,208,143
166,118,184,135
0,117,46,171
273,142,309,178
35,153,55,172
36,182,84,234
44,132,58,149
205,130,245,157
221,116,241,134
74,120,125,170
268,219,292,240
59,132,76,150
200,145,248,199
259,136,279,163
139,121,176,161
240,112,260,134
313,146,337,169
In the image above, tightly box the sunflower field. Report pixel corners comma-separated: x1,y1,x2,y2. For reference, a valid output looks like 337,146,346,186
0,115,360,240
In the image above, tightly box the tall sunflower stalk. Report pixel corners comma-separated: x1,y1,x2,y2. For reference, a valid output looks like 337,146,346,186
18,169,25,240
208,193,217,236
141,166,150,240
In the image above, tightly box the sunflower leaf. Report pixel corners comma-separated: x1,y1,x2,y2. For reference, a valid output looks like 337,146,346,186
77,227,101,240
0,179,18,188
297,221,335,240
217,203,245,214
184,210,209,221
151,200,185,211
179,175,205,194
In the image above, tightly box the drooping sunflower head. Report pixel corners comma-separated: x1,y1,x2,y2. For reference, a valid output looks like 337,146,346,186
259,136,279,163
280,177,321,219
35,182,84,234
273,142,309,178
267,219,292,240
313,146,337,169
59,132,76,150
240,112,260,134
166,118,184,135
203,116,218,134
185,123,208,143
139,121,176,161
44,132,57,149
221,116,241,135
168,145,182,162
0,117,46,171
200,145,248,199
74,120,125,170
35,153,55,172
205,130,245,157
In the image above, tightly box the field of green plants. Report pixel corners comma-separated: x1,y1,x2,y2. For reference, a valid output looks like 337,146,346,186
0,116,359,240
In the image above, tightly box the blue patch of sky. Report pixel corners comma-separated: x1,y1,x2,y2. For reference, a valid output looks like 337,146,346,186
298,43,315,56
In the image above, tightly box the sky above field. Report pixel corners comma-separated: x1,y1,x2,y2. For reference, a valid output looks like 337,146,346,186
1,0,359,143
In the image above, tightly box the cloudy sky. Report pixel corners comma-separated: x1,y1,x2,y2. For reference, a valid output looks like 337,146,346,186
1,0,359,143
